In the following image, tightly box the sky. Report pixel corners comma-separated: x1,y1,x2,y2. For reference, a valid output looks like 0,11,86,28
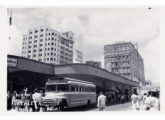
8,7,160,85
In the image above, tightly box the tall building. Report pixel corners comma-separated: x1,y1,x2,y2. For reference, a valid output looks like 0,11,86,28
22,26,74,65
104,42,145,84
86,61,101,68
73,49,83,63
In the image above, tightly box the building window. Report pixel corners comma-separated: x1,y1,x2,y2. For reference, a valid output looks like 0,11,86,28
33,50,36,52
51,42,54,45
50,58,53,61
28,46,31,49
28,55,31,58
40,44,43,47
61,41,65,45
51,52,53,55
35,30,38,33
47,58,49,61
34,35,38,38
40,34,43,37
29,41,32,44
39,59,42,61
40,39,43,42
51,47,53,50
39,54,42,56
39,49,42,52
34,45,37,48
28,50,31,53
34,40,37,43
52,37,54,40
40,29,44,32
47,53,49,55
29,31,33,34
52,33,54,35
29,36,32,39
33,54,36,57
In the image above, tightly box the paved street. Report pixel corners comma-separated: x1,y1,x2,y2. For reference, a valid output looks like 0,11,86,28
63,102,133,112
88,102,132,111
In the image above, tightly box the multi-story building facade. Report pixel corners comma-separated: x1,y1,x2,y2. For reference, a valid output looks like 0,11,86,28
73,49,83,63
104,42,145,85
22,26,74,65
86,61,101,68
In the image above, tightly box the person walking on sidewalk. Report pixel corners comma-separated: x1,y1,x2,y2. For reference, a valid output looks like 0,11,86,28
97,91,106,111
131,90,139,111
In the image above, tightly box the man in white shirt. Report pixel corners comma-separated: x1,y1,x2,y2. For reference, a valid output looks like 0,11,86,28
131,91,139,111
97,91,106,111
145,91,160,111
32,89,42,111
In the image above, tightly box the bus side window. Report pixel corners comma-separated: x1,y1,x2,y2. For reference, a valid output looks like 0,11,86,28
75,86,78,92
87,88,89,92
80,87,83,92
82,87,85,92
85,88,87,92
71,86,75,92
78,87,81,92
84,88,86,92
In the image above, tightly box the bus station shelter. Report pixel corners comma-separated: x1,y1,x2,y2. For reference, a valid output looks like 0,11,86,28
7,55,139,96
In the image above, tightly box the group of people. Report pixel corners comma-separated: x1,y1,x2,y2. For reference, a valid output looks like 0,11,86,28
8,88,160,112
7,88,44,112
97,90,160,111
131,90,160,111
106,93,130,104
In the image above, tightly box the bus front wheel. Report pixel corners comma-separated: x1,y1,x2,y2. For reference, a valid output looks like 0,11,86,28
59,100,67,111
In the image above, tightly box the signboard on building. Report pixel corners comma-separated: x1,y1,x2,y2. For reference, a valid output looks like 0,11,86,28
7,58,17,67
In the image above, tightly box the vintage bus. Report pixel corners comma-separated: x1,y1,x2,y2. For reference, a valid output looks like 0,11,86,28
41,77,96,111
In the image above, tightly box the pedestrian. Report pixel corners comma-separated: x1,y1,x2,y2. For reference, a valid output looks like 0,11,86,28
131,90,139,111
138,93,143,109
24,88,31,112
7,91,12,110
11,91,17,110
145,91,160,111
150,92,160,111
32,89,42,112
121,95,125,104
20,91,26,112
142,93,147,109
97,91,106,111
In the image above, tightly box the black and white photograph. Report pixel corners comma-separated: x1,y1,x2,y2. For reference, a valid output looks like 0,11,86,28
6,6,161,112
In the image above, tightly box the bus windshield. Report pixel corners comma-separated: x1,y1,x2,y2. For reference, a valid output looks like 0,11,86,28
46,85,56,92
46,84,69,92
